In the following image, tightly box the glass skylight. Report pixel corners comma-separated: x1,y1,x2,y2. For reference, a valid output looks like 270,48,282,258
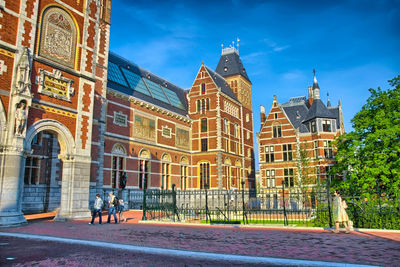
143,78,170,103
163,87,185,109
108,62,128,87
121,68,151,96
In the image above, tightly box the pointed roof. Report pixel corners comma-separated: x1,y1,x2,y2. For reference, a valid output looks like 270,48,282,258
313,69,319,90
215,50,250,82
205,65,239,102
303,98,336,122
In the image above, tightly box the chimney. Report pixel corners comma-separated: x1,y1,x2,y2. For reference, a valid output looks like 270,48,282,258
260,105,266,123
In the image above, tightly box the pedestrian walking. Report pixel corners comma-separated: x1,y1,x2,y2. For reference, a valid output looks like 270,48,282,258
107,192,119,224
332,190,351,233
89,194,103,225
118,198,127,223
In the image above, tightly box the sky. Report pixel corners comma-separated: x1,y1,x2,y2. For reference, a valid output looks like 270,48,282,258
109,0,400,168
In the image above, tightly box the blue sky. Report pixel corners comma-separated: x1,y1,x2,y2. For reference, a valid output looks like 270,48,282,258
109,0,400,166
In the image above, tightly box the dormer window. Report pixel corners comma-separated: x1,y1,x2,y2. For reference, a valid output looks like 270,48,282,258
311,121,317,133
322,120,331,132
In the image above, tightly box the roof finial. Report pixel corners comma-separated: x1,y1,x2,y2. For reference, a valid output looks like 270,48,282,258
237,37,240,55
221,44,223,54
327,92,331,107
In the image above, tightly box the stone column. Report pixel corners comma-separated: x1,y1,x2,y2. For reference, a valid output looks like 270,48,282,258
55,155,91,221
0,138,27,227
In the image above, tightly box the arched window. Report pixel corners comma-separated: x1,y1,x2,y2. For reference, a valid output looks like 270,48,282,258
197,100,201,113
39,7,78,68
199,162,210,189
180,157,189,190
201,83,206,95
201,99,206,114
161,153,171,190
111,144,126,189
138,149,150,189
224,158,231,189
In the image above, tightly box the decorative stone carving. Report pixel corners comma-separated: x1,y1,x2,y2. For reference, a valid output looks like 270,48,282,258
39,7,77,68
15,100,28,136
14,47,32,97
36,69,74,102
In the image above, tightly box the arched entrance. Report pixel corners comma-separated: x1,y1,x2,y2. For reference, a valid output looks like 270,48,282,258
24,119,91,221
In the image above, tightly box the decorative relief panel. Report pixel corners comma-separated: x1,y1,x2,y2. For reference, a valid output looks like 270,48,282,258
134,115,155,141
39,7,77,68
176,128,189,149
36,69,74,101
224,100,239,118
161,126,172,138
113,111,127,127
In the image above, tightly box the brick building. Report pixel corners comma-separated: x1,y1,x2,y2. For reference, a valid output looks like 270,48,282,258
103,46,255,195
0,0,111,226
0,0,255,226
257,73,344,194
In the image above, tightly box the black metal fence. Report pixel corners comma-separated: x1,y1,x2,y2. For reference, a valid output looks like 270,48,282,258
101,184,400,229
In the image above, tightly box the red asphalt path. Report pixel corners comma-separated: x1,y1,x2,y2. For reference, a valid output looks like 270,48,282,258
1,210,399,266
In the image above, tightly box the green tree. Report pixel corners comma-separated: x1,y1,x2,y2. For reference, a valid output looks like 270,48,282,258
331,75,400,198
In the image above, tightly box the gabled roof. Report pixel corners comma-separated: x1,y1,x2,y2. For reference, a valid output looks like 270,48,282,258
303,99,336,122
215,51,250,82
205,65,239,102
107,52,188,116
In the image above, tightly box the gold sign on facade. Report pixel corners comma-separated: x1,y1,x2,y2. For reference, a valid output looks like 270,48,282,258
37,69,74,101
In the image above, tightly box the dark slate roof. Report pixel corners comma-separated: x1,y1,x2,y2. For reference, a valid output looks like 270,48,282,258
303,99,336,122
205,65,239,102
282,104,309,131
107,52,188,116
328,106,341,129
215,51,250,82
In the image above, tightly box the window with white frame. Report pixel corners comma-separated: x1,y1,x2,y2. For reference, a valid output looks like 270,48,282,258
324,140,333,158
273,125,282,138
265,169,276,188
283,144,293,161
246,113,250,122
265,145,275,163
322,120,331,132
284,168,295,187
314,141,319,159
311,120,317,133
199,162,210,189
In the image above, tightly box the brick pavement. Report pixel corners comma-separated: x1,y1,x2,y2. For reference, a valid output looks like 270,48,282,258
1,210,399,266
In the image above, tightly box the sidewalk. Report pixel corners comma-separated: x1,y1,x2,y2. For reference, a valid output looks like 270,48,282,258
1,210,399,266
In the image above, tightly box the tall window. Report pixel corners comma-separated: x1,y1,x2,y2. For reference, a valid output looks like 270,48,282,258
265,169,275,188
324,141,333,158
201,83,206,94
162,162,170,190
322,120,331,132
283,144,293,161
24,156,40,184
224,119,229,133
201,118,207,132
112,155,125,188
199,162,210,189
265,146,275,163
273,125,282,138
201,138,208,152
311,121,317,133
206,98,210,111
139,159,149,189
100,0,111,23
197,100,201,113
284,168,294,187
202,99,206,114
180,165,188,190
314,141,319,159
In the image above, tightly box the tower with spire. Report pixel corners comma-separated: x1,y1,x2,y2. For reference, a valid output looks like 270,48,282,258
215,41,253,111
